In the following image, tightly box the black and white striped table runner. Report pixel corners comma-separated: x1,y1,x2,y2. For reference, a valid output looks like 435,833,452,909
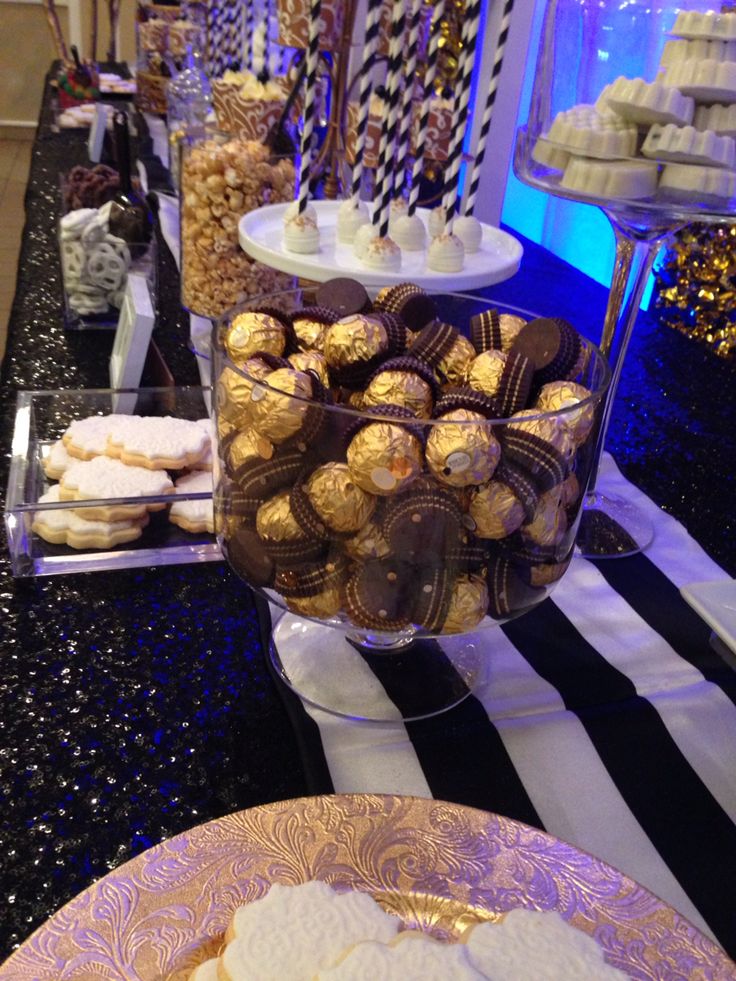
263,455,736,959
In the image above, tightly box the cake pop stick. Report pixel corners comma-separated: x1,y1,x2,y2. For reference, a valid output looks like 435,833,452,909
406,0,445,217
245,0,255,72
392,0,423,198
462,0,515,216
349,0,384,206
297,0,323,214
373,0,408,238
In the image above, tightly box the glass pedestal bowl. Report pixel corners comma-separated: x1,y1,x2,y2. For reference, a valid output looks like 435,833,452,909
212,289,610,722
514,0,736,558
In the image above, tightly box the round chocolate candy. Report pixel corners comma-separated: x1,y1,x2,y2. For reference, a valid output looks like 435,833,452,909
511,316,583,386
303,462,376,534
381,481,464,561
223,525,275,587
465,349,533,417
485,554,542,620
225,311,287,364
255,488,324,564
249,368,313,444
410,321,460,368
275,556,348,600
441,574,489,634
412,564,457,633
227,427,274,478
316,277,372,317
501,409,574,492
323,314,388,369
535,380,595,445
363,356,437,418
292,306,338,352
465,349,507,397
470,308,526,354
346,421,423,496
469,481,525,540
288,349,330,387
217,364,266,429
521,488,568,548
436,334,476,386
374,282,437,331
560,471,581,509
426,409,501,488
286,587,343,619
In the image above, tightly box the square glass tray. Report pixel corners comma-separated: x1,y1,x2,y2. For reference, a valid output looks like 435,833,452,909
5,386,223,577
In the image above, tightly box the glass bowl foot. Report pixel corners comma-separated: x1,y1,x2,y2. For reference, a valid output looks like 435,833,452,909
270,613,490,723
576,491,654,559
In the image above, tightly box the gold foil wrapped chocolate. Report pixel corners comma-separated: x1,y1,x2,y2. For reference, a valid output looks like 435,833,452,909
287,587,343,619
363,370,434,417
289,350,330,387
323,315,388,369
441,574,489,634
306,462,376,533
225,311,286,363
249,368,313,444
343,521,391,561
536,381,595,445
437,335,476,386
469,481,525,539
293,317,329,353
255,489,306,542
426,410,501,487
522,489,568,547
507,409,576,464
529,558,571,587
497,313,526,351
465,349,507,396
560,472,580,509
347,422,423,495
217,359,274,429
227,427,274,471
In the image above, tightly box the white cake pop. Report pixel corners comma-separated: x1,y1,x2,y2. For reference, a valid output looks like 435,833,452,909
391,213,426,251
353,222,378,259
336,199,369,243
453,214,483,253
427,232,465,272
284,213,320,253
284,200,317,224
388,197,409,234
363,235,402,270
428,205,445,238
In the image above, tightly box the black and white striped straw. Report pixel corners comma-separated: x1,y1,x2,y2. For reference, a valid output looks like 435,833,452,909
297,0,322,214
244,0,255,72
463,0,515,216
440,0,482,232
373,0,408,237
349,0,384,206
406,0,445,217
392,0,423,198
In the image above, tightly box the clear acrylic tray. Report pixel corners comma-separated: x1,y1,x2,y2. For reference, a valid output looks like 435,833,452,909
5,386,223,577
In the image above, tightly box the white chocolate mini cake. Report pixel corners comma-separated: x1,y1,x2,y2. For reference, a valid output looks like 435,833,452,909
427,232,465,272
694,102,736,137
641,122,736,168
665,58,736,104
221,881,399,980
391,213,426,251
284,213,321,254
387,197,409,234
660,38,736,70
336,199,369,243
659,161,736,200
284,200,317,224
462,910,627,980
545,104,638,158
532,137,571,170
670,10,736,41
453,215,483,253
600,76,694,127
561,157,658,199
362,235,401,271
317,932,484,980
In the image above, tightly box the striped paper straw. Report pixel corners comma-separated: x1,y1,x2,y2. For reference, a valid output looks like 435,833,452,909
297,0,322,214
392,0,423,198
407,0,445,217
373,0,408,237
244,0,255,72
349,0,384,206
438,0,482,232
463,0,515,216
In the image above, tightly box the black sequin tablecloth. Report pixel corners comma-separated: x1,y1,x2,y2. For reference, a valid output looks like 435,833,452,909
0,73,734,959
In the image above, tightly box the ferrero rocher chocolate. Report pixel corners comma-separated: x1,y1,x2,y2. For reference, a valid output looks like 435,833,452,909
522,489,568,547
465,349,507,396
249,368,313,444
293,317,328,352
560,471,580,508
437,335,476,386
217,359,274,428
255,489,305,542
323,315,388,369
535,380,595,445
507,409,576,463
287,586,343,618
306,463,376,533
288,350,330,387
469,481,525,539
225,311,286,364
347,422,423,495
227,427,274,472
426,409,501,488
529,558,571,587
498,314,526,351
363,370,433,417
343,520,391,561
441,574,489,634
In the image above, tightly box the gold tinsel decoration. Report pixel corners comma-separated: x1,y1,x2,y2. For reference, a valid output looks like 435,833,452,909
653,223,736,361
434,0,465,92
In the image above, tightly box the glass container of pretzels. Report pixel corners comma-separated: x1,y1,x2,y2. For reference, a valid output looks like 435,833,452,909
212,282,610,721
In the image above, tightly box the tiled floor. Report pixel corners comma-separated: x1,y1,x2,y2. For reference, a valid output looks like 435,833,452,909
0,139,33,365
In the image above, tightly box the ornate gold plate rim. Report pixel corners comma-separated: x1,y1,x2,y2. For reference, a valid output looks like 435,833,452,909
1,793,733,980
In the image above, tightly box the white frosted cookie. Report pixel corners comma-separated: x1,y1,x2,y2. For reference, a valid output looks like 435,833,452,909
188,957,220,981
169,470,214,534
670,10,736,41
221,881,399,981
544,104,638,159
659,161,736,201
42,439,73,479
318,932,484,980
641,122,736,167
60,455,174,521
63,414,132,460
32,485,148,549
191,418,214,470
561,157,658,199
463,910,627,980
665,58,736,104
600,76,694,127
106,415,210,470
694,102,736,137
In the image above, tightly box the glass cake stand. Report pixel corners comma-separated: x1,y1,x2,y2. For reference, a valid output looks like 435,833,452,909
212,289,610,722
514,0,736,557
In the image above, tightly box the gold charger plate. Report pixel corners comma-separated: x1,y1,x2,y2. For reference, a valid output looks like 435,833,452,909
1,793,733,980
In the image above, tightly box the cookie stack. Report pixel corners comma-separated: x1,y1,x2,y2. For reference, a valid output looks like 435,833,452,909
34,415,215,551
215,279,606,637
187,880,625,980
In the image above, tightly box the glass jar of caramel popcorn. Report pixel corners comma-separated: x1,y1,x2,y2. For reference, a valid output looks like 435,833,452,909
180,133,297,319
